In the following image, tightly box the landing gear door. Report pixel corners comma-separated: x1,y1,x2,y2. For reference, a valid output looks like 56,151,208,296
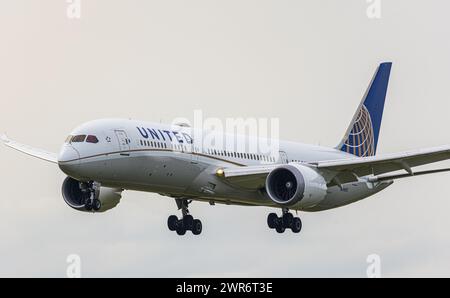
115,130,130,152
279,151,289,164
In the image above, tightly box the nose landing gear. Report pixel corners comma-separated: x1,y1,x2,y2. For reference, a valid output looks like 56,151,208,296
267,208,302,234
80,181,102,212
167,198,203,236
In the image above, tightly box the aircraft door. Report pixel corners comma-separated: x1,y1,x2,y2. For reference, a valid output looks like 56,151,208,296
115,130,131,152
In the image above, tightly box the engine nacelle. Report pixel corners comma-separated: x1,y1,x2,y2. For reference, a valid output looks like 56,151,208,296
62,177,122,213
265,164,327,209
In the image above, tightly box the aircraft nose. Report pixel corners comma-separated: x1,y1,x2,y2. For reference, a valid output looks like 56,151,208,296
58,145,80,162
58,145,80,175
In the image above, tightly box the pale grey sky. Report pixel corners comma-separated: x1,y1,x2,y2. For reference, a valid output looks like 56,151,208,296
1,0,450,277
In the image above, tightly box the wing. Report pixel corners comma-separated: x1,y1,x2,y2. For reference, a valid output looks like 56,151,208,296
1,134,58,164
313,145,450,184
222,145,450,189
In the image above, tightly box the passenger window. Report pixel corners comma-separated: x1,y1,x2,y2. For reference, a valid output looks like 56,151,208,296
86,135,99,144
71,135,86,143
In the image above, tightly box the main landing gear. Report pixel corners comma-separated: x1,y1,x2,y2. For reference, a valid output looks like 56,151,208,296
267,208,302,234
167,199,203,236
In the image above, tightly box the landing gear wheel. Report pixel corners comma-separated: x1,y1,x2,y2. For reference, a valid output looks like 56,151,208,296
282,213,294,228
183,214,194,230
85,200,93,211
170,198,204,236
176,222,187,236
267,213,278,229
267,209,302,234
93,199,101,211
291,217,302,233
275,224,286,234
168,215,178,231
192,219,202,235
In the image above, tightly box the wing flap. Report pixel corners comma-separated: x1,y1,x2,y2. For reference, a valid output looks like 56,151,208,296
374,167,450,182
1,134,58,164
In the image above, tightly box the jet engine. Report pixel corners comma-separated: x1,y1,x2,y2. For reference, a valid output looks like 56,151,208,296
265,164,327,209
62,177,122,212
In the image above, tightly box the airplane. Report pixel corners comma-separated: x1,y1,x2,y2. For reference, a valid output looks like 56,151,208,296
2,62,450,236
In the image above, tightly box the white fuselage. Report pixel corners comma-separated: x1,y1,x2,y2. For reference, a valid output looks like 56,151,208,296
58,119,393,211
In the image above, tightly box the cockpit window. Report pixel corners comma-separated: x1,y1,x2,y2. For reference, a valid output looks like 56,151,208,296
65,136,73,143
86,135,99,144
71,135,86,143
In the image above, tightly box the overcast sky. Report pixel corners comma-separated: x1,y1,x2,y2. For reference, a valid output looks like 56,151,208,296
1,0,450,277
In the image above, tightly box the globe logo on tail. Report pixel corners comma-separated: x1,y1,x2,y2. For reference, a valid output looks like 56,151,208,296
341,105,375,157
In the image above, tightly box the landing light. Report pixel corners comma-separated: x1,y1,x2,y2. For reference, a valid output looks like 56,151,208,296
216,168,225,177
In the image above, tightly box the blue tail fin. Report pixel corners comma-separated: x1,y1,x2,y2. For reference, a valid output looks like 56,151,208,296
338,62,392,157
